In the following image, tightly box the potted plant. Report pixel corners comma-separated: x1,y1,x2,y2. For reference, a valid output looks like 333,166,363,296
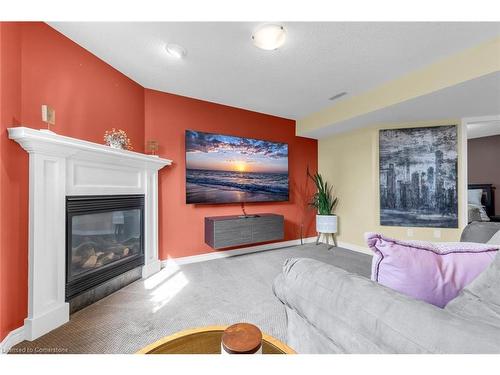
308,170,338,244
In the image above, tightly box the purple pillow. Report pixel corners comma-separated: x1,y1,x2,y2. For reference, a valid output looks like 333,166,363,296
365,233,499,308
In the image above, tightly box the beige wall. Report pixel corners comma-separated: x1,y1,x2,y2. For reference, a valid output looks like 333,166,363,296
319,120,466,249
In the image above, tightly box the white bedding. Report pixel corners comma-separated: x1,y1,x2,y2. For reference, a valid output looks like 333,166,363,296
468,203,490,222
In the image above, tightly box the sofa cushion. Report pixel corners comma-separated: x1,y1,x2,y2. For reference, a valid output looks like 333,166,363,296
487,230,500,246
365,233,499,308
446,252,500,328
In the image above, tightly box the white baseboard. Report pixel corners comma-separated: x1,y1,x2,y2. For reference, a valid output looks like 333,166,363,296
23,302,69,341
0,325,25,354
162,237,317,266
160,237,372,267
337,241,373,256
142,259,162,278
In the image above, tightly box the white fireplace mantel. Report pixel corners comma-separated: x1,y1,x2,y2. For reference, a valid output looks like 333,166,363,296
8,127,172,341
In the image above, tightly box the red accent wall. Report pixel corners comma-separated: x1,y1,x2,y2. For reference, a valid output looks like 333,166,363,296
145,89,318,259
0,22,318,342
468,135,500,214
0,22,24,343
0,22,145,342
20,22,145,149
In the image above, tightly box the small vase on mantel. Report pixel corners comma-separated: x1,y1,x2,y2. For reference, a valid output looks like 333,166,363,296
104,128,133,150
146,139,159,157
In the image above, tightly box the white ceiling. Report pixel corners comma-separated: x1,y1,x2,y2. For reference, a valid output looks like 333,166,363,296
303,71,500,138
48,22,500,120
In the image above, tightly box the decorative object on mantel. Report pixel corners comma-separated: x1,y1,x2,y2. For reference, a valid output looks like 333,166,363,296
104,128,133,150
146,139,159,156
41,104,55,133
308,169,338,249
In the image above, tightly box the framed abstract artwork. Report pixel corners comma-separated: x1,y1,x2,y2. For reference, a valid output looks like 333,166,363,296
379,125,458,228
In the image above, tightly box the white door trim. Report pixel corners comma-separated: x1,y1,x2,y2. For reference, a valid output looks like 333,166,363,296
461,115,500,229
459,119,469,231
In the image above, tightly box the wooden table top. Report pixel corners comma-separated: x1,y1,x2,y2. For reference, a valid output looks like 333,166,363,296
136,325,296,354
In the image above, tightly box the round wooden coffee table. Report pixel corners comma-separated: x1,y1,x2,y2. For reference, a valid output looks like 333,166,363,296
136,325,296,354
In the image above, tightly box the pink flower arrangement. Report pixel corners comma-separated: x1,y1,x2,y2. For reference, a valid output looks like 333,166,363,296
104,128,133,150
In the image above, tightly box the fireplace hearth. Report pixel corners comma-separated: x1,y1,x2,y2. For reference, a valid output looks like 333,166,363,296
66,195,145,307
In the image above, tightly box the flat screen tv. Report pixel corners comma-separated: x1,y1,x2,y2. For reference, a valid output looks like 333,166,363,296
185,130,289,204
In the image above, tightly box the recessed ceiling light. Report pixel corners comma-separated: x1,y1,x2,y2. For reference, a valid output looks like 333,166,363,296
252,24,286,51
165,43,187,59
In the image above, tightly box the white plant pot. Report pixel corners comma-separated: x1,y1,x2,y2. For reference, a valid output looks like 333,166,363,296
316,215,337,233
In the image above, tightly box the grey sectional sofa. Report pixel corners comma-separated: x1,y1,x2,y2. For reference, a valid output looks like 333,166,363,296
273,223,500,353
460,221,500,243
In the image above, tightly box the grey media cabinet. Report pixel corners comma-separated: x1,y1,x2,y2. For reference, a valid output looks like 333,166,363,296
205,214,285,249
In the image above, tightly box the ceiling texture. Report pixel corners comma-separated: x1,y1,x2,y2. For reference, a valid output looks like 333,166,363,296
49,22,500,135
305,71,500,138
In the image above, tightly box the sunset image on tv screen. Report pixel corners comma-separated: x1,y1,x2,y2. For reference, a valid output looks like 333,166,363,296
185,130,289,204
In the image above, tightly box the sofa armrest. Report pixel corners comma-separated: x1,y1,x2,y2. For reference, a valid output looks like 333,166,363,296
273,258,500,353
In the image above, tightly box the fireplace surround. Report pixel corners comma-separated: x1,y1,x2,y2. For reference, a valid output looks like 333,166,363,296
8,127,172,341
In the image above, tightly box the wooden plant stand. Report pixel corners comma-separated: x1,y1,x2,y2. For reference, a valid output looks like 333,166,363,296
316,232,337,250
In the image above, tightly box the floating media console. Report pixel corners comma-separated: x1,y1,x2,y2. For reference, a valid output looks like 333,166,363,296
205,214,284,249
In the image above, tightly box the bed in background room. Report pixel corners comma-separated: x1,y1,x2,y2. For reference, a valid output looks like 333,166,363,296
468,184,498,223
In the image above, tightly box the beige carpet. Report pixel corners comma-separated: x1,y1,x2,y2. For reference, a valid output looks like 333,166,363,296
11,243,371,354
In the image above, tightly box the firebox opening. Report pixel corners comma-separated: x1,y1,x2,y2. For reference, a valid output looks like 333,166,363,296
66,195,145,309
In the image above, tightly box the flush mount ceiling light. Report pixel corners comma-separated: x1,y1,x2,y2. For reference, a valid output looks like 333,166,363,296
165,43,187,59
252,24,286,50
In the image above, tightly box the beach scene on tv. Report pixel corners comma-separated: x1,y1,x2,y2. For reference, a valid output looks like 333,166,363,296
186,130,289,204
